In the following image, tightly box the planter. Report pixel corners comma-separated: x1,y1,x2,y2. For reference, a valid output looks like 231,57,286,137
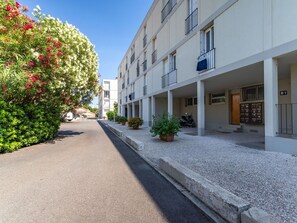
132,126,139,130
121,122,126,125
160,134,174,142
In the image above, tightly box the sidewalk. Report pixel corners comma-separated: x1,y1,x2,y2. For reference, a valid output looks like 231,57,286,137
102,120,297,223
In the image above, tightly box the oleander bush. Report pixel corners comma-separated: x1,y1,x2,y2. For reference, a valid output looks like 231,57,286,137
128,117,143,129
0,100,61,153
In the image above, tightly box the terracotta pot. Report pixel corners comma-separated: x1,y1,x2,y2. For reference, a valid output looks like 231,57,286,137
121,122,126,125
132,126,139,130
160,134,174,142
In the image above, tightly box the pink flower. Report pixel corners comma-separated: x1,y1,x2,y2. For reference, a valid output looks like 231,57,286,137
46,47,52,52
2,84,7,91
28,62,34,67
25,84,31,89
4,62,13,66
57,51,63,56
39,55,45,61
37,89,42,93
25,24,33,31
16,2,21,8
23,6,29,12
6,5,12,11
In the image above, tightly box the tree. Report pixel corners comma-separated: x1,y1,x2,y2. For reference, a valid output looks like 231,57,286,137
113,101,118,115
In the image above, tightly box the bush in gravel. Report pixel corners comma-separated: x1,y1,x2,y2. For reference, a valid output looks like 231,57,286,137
128,117,143,129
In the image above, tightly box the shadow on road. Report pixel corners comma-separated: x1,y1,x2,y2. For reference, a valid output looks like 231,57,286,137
45,130,84,144
98,121,213,223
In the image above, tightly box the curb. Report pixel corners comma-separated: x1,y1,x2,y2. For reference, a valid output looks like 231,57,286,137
160,157,277,223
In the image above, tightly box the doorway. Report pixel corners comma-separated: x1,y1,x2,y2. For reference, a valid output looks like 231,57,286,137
231,94,240,125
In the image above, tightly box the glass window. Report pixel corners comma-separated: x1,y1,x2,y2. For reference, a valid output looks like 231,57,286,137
104,90,110,99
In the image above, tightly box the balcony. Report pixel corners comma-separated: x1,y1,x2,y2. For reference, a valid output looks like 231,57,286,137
143,85,147,96
122,82,125,89
143,34,147,48
277,103,297,137
129,92,135,101
127,77,130,85
185,8,198,35
125,63,128,71
161,0,177,22
162,69,177,88
142,60,147,72
152,50,157,64
130,53,135,64
197,48,215,73
136,65,140,77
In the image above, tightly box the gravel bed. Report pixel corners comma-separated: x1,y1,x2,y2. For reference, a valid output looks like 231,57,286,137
103,120,297,223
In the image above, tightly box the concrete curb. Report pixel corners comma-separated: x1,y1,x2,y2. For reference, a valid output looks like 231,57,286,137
160,157,250,223
125,135,144,151
106,124,123,137
105,123,144,151
160,157,276,223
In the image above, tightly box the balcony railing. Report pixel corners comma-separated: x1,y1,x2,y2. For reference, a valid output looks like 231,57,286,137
143,85,147,96
125,63,128,71
197,48,215,73
161,0,177,22
143,34,147,48
162,69,177,88
130,53,135,64
142,60,147,72
277,103,297,136
127,77,130,85
185,8,198,35
152,50,157,64
129,92,135,101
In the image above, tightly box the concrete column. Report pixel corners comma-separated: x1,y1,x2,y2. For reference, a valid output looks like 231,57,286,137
151,96,155,117
121,105,125,117
264,58,278,138
139,100,143,119
142,98,150,127
132,102,135,117
291,64,297,134
197,80,205,136
127,104,131,119
168,91,173,115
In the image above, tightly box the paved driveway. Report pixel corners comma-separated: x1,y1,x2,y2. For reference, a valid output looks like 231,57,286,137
0,119,212,223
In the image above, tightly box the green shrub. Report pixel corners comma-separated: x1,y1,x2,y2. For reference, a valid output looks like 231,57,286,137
106,111,115,121
118,116,127,124
0,100,61,153
128,117,143,129
150,113,180,137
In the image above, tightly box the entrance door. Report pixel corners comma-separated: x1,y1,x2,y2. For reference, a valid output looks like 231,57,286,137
231,94,240,125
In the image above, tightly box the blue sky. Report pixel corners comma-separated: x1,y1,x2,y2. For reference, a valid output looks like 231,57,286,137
19,0,153,106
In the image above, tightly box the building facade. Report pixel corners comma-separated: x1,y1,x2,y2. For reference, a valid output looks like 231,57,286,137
98,79,118,119
117,0,297,154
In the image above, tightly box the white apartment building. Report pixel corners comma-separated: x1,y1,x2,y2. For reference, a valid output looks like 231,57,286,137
98,79,118,119
117,0,297,154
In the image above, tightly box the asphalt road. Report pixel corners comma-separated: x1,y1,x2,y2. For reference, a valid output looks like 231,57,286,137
0,119,213,223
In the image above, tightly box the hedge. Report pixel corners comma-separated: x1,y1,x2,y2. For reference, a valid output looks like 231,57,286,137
0,101,61,153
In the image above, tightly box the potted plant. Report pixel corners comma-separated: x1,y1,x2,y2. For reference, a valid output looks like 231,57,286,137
119,116,127,125
128,117,143,129
150,113,181,142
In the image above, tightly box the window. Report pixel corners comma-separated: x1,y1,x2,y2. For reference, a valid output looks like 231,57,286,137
103,81,110,90
170,52,176,71
144,74,147,85
163,57,169,75
103,100,110,109
242,85,264,102
104,90,110,99
209,92,225,105
205,26,214,53
152,37,157,64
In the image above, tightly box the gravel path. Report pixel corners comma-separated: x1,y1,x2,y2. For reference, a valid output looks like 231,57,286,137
104,120,297,223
